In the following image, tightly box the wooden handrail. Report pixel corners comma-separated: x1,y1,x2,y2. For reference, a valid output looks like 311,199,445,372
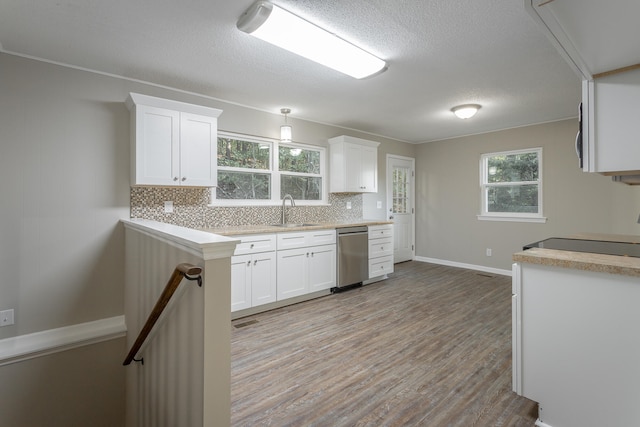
123,263,202,366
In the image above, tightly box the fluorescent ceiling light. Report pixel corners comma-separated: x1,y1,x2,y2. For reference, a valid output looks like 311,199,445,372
237,1,387,79
451,104,481,119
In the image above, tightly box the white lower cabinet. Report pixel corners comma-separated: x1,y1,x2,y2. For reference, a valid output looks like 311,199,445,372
231,230,337,312
308,245,337,291
276,247,308,300
277,230,337,301
230,235,277,312
368,224,394,279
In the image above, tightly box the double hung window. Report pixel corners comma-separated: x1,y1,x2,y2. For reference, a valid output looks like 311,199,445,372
213,132,326,205
479,148,546,223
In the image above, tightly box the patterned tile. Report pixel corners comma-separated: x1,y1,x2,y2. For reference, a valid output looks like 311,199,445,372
130,187,363,228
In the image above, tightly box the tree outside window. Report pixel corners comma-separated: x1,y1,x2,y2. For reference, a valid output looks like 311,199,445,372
213,132,326,205
479,148,545,222
279,145,322,201
216,136,271,200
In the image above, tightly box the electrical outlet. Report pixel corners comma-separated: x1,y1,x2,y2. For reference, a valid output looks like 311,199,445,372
486,248,492,257
377,201,382,209
346,202,352,210
1,309,14,327
164,201,174,213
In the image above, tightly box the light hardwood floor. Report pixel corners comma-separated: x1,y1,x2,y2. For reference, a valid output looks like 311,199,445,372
231,261,538,426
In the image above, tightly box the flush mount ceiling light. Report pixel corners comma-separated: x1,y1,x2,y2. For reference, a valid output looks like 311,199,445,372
451,104,481,119
237,1,387,79
280,108,292,143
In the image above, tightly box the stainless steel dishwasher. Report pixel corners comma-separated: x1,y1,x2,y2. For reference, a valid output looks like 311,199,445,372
335,226,369,290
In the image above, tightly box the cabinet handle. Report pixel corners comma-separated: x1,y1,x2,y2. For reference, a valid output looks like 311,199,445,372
306,252,309,257
173,177,179,181
311,252,314,257
250,243,254,248
254,260,257,266
181,177,187,181
381,246,384,250
246,261,251,266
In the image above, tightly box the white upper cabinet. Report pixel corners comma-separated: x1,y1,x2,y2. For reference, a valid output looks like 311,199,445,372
524,0,640,79
126,93,222,186
525,1,640,174
582,69,640,174
328,135,379,193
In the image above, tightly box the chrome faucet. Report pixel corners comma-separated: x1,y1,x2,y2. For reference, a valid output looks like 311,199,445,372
281,194,296,224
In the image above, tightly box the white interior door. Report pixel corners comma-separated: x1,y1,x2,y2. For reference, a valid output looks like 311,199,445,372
386,155,415,263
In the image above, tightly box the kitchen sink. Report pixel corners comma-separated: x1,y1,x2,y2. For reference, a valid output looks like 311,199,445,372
270,223,319,228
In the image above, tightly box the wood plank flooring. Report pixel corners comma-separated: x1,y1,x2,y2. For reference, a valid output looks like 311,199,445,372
231,261,538,426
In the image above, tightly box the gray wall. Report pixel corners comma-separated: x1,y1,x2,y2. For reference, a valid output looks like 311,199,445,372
415,119,640,270
0,52,413,426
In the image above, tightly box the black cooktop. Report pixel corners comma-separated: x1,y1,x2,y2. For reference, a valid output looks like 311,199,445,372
524,238,640,258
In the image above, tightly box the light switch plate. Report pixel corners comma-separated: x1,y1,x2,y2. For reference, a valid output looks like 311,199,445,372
164,201,174,213
377,201,382,209
346,202,352,210
1,309,14,327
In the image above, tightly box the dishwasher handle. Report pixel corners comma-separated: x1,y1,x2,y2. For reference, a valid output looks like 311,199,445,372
336,225,368,235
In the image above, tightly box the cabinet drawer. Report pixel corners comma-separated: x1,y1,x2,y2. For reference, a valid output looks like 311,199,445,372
233,234,277,255
308,229,337,246
368,224,393,239
277,230,336,250
369,255,394,279
368,237,393,258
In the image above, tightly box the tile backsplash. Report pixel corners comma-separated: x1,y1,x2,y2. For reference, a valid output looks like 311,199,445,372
130,187,363,229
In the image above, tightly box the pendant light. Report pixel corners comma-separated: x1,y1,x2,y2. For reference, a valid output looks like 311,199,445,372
280,108,292,143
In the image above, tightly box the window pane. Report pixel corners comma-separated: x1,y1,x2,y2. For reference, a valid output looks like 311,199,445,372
217,137,270,170
281,175,321,200
216,171,271,200
487,152,538,183
392,167,410,214
279,146,320,174
487,184,538,213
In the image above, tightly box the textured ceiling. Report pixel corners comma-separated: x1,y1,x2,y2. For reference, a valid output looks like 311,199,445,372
0,0,582,143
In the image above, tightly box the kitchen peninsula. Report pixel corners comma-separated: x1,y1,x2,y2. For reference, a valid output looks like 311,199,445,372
512,233,640,427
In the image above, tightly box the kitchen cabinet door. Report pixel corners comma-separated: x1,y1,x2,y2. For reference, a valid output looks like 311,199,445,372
583,69,640,174
277,247,309,300
359,144,378,192
179,112,218,186
343,143,364,192
308,244,336,291
132,104,180,186
251,251,277,307
231,255,252,311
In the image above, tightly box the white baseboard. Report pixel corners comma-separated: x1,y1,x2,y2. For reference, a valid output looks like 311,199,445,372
0,315,126,367
535,419,553,427
413,256,512,277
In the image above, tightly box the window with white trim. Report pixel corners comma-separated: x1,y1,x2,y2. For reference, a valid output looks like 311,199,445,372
278,144,322,200
479,148,546,223
213,131,326,205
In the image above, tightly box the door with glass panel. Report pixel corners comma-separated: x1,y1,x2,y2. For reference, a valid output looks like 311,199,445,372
386,155,415,263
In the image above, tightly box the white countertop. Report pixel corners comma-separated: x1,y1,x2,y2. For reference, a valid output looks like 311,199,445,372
199,220,393,237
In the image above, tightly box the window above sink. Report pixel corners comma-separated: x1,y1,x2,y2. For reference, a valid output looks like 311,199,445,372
212,131,328,207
